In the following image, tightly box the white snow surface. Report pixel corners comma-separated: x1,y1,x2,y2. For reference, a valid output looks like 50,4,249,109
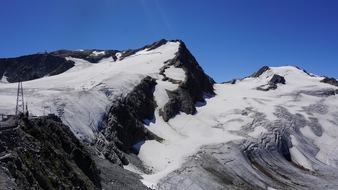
138,66,338,187
164,66,186,81
290,135,314,171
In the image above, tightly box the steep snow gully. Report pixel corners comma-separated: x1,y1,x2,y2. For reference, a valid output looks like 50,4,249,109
1,40,338,189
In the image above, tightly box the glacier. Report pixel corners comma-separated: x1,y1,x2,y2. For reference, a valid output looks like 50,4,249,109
1,40,338,189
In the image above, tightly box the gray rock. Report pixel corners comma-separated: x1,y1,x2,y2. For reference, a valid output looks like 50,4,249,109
269,74,286,85
250,66,270,78
320,77,338,87
0,116,101,190
257,74,286,91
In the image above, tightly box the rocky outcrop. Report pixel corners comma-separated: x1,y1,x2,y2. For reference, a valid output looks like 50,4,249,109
0,54,74,83
251,66,270,78
0,116,101,190
257,74,286,91
320,77,338,87
269,74,286,85
96,76,162,165
90,151,150,190
161,41,215,121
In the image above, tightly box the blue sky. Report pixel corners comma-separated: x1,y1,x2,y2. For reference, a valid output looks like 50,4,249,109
1,0,337,82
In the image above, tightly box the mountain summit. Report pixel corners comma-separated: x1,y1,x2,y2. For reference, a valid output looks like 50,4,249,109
1,40,338,189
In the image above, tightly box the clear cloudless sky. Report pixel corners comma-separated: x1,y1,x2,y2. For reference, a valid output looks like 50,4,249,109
1,0,337,82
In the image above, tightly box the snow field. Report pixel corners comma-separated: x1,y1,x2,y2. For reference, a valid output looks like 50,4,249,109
139,66,338,187
0,41,179,141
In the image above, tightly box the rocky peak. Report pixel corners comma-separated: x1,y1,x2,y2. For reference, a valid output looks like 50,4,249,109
320,77,338,87
250,66,270,78
160,41,215,121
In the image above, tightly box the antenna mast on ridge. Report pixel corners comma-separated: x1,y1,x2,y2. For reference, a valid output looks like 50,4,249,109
15,81,25,116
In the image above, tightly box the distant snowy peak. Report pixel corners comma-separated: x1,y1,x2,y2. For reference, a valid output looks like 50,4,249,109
227,65,334,92
250,65,313,80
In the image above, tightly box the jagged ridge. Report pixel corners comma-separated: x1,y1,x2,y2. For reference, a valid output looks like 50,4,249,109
0,54,74,83
0,116,101,190
160,41,215,121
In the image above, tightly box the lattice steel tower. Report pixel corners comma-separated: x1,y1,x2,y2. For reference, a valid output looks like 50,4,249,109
15,81,25,115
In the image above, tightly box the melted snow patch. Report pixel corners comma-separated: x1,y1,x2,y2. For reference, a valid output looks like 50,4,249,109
164,66,185,81
153,80,178,109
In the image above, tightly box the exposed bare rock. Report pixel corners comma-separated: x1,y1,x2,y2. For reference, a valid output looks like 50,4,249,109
0,54,74,83
320,77,338,87
96,76,162,165
250,66,270,78
0,116,101,190
161,41,215,121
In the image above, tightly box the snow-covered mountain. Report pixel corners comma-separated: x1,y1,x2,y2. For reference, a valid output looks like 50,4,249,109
1,40,338,189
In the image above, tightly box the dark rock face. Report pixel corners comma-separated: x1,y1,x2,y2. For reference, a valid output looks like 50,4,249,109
161,41,215,122
269,74,286,85
0,54,74,83
90,151,150,190
251,66,270,78
96,76,162,165
320,77,338,87
51,49,119,63
276,134,292,162
0,116,101,190
257,74,286,91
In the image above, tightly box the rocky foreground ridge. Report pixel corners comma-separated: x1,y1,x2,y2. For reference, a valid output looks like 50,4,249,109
0,115,101,189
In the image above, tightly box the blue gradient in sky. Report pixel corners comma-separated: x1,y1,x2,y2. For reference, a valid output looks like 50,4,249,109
1,0,337,82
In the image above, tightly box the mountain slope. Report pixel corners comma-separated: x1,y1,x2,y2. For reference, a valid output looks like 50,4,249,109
0,39,215,189
156,66,338,189
1,41,338,189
